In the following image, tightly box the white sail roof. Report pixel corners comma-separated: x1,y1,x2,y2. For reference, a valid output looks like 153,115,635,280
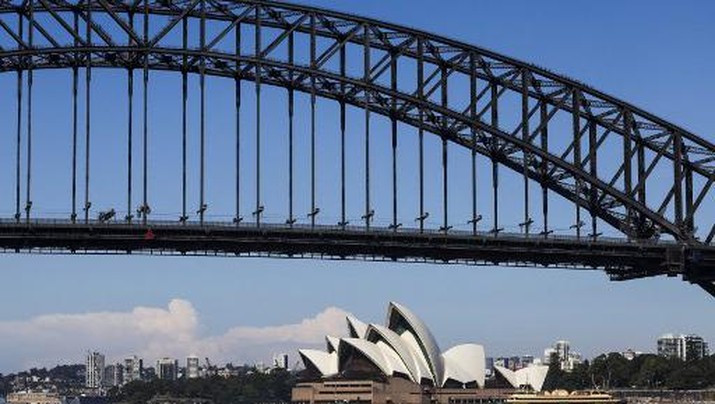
396,328,435,384
441,344,486,388
494,365,549,392
339,338,393,376
366,323,431,384
325,335,340,353
346,315,368,339
296,301,517,390
387,302,444,384
299,349,338,377
375,340,412,380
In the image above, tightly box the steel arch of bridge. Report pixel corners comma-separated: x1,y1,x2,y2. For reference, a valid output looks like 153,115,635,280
0,0,713,294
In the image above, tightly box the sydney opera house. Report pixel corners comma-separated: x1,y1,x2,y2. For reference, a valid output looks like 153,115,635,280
292,302,549,404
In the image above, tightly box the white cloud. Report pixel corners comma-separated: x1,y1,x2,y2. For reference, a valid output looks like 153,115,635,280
0,299,349,373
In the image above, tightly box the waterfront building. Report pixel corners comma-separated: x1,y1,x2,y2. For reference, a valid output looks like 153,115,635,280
156,358,180,381
186,356,200,379
148,397,214,404
657,333,709,361
6,392,62,404
506,390,623,404
85,351,105,389
293,301,533,404
295,381,517,404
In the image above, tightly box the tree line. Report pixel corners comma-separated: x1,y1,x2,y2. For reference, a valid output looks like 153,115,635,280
543,353,715,391
108,369,295,404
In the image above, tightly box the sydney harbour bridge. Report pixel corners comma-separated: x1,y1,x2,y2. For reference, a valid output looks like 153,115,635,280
0,0,712,295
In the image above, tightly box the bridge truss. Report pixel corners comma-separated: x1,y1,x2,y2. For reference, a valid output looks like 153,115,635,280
0,0,713,294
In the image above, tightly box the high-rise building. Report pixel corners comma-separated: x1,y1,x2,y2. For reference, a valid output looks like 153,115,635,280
494,357,509,370
543,348,556,364
187,356,200,379
658,334,679,358
273,353,289,370
543,340,581,372
554,340,570,361
657,334,709,361
156,358,179,381
123,356,143,384
485,357,494,378
103,364,124,387
684,335,709,360
85,351,105,389
520,355,535,368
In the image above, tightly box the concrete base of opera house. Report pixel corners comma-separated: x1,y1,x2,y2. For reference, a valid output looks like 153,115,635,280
291,377,515,404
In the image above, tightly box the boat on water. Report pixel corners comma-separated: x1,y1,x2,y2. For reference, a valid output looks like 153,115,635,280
506,390,624,404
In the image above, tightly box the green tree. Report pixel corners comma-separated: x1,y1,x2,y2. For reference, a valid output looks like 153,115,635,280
542,352,566,391
632,354,675,388
589,353,631,389
110,368,296,404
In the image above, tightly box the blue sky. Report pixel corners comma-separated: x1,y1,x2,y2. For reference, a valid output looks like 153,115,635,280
0,0,714,373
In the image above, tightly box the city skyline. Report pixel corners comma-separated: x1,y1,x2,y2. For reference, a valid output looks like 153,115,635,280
2,303,710,379
0,295,711,374
0,0,714,374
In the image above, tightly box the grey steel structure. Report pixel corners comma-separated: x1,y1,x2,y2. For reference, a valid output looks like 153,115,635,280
0,0,713,295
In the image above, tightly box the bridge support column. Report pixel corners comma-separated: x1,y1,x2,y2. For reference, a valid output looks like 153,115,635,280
234,19,241,226
363,24,372,230
181,15,188,224
417,38,425,234
84,6,92,224
490,83,500,235
71,19,78,224
25,0,33,223
14,15,22,225
572,90,582,239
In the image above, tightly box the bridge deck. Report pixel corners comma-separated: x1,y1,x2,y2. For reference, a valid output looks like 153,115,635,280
0,219,712,283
